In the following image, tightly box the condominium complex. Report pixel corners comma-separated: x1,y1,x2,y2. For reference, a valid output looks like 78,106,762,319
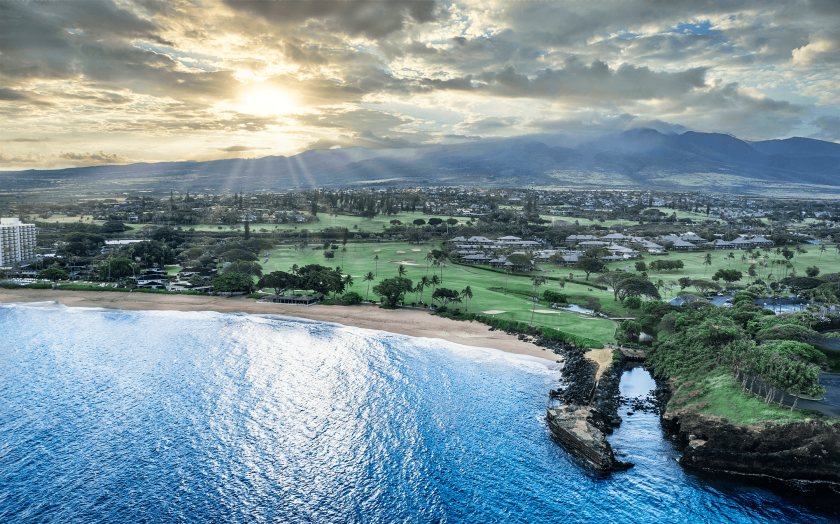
0,218,37,266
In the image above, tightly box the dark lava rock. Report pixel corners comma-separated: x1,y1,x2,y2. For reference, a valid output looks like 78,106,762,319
663,410,840,484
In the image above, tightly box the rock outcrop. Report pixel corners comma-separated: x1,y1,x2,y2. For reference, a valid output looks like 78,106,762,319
546,405,634,471
662,410,840,484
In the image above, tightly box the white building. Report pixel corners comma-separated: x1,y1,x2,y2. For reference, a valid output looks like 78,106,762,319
0,218,37,266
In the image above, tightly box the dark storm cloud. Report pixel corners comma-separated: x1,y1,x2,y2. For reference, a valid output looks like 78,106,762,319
222,0,439,39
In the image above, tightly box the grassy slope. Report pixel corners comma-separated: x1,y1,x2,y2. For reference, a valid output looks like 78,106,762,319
260,241,618,345
668,369,834,426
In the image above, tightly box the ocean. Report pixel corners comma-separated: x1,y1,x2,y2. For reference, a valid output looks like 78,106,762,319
1,303,837,523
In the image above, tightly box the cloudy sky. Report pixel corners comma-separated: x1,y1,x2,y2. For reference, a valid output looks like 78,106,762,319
2,0,840,170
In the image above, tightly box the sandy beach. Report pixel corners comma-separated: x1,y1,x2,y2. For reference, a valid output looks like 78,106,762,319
0,289,560,362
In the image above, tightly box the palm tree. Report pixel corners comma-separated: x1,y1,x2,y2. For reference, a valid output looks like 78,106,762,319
461,286,473,313
340,246,347,268
419,275,431,303
529,274,547,326
703,253,713,275
819,244,827,260
342,274,354,293
398,264,407,277
425,252,434,275
374,254,379,277
363,271,375,300
437,254,446,283
504,266,513,295
430,274,440,295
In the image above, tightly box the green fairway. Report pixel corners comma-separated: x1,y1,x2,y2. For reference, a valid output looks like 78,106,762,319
599,246,840,296
259,240,618,346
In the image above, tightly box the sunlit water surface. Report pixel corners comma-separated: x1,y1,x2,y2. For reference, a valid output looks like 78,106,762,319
1,303,838,523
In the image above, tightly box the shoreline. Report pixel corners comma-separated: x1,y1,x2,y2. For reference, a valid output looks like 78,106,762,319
0,289,558,363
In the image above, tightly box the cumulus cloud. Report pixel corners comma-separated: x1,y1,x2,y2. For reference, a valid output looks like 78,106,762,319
221,0,439,39
59,151,134,164
810,116,840,141
307,130,421,150
0,151,45,164
0,0,838,167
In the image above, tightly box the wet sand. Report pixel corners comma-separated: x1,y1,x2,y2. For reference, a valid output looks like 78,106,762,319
0,288,559,362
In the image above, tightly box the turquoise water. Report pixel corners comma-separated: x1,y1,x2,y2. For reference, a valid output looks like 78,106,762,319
1,303,837,523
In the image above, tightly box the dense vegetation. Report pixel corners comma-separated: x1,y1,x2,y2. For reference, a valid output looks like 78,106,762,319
617,291,835,418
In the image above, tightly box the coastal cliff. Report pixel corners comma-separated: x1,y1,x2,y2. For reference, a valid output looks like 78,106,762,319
662,409,840,484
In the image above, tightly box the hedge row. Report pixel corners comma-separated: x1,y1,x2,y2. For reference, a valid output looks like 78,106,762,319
473,314,604,348
562,279,608,291
543,290,568,303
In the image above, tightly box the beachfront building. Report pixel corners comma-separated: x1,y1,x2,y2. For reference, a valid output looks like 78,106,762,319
0,217,37,267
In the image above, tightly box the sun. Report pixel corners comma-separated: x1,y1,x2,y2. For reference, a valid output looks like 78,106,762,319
237,87,296,116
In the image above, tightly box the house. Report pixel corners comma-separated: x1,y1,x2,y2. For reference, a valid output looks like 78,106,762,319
681,232,705,242
567,234,598,242
660,235,698,250
497,236,522,243
461,254,492,265
263,294,320,306
599,233,631,242
467,236,494,244
704,239,736,250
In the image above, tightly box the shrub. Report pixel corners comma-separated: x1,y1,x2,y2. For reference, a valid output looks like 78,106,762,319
624,297,642,310
342,291,363,305
543,290,568,303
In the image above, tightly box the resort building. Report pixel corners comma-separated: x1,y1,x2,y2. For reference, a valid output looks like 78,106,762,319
0,217,37,267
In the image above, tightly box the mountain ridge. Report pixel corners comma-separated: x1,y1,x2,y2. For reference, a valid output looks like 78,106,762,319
2,129,839,197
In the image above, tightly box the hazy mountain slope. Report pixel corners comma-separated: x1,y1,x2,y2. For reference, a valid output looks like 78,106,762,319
2,129,839,197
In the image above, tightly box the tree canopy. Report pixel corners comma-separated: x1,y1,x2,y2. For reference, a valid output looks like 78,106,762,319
372,276,413,307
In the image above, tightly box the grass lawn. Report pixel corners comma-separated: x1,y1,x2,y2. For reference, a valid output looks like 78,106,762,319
259,240,618,346
37,214,106,225
599,247,840,297
669,369,834,426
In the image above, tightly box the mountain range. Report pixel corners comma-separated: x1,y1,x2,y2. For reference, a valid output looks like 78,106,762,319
3,129,840,198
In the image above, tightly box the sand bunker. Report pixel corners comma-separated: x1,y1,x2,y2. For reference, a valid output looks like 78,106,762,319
373,249,381,252
390,260,419,265
747,259,758,263
532,310,560,314
411,249,421,252
396,250,406,253
482,310,506,315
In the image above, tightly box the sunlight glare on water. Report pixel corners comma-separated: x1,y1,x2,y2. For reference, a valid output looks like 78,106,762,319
0,303,837,523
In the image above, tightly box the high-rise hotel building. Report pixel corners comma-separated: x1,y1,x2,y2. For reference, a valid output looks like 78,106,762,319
0,218,37,266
